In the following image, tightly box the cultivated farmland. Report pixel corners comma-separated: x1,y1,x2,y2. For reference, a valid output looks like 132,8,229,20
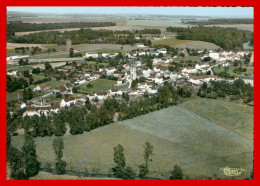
180,98,254,140
11,104,253,179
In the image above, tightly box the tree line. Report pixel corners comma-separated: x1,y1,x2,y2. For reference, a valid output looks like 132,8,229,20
182,18,253,25
8,82,192,138
197,79,253,103
166,26,253,50
7,21,116,39
9,28,152,46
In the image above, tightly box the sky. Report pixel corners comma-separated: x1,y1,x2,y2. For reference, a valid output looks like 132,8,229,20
7,7,254,17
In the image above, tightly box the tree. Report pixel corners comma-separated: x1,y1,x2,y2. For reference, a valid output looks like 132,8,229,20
139,142,153,178
72,87,78,93
52,137,66,174
22,135,40,178
86,83,93,89
69,48,74,57
170,165,183,180
112,144,126,178
112,144,136,179
9,146,27,179
85,97,92,110
23,88,33,102
53,114,66,136
44,62,52,70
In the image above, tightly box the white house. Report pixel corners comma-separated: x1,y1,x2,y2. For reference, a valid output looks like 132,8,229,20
60,98,77,108
209,52,220,60
240,76,254,86
7,70,17,76
106,67,117,76
157,48,167,54
153,67,161,73
108,89,123,96
85,52,99,58
96,92,108,100
182,67,198,74
189,75,216,85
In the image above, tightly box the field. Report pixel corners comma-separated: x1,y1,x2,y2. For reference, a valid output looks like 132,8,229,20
7,64,18,69
174,56,200,62
174,41,221,50
32,74,47,81
126,20,194,28
180,98,254,140
152,38,192,47
213,66,253,77
205,24,254,32
11,99,253,179
78,79,128,94
152,38,220,50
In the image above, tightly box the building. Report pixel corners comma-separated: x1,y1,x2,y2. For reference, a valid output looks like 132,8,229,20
33,84,52,92
240,76,254,86
66,39,72,52
85,52,99,58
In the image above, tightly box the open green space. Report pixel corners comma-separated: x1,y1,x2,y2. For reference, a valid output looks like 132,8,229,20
152,38,192,47
32,74,47,81
12,103,253,179
22,81,65,91
7,64,18,69
180,98,254,140
213,66,253,77
78,79,128,94
174,56,200,62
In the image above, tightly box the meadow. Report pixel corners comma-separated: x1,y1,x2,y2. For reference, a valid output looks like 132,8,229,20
78,79,128,94
180,98,254,140
11,99,253,179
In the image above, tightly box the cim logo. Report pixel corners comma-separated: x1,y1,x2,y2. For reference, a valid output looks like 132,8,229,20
220,166,245,177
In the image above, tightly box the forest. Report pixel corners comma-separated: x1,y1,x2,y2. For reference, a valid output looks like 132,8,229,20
8,28,152,46
197,79,253,103
182,18,253,25
7,21,116,39
166,26,253,50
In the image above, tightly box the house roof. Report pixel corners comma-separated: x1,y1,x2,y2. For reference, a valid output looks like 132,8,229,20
39,84,52,90
56,85,67,92
97,92,107,96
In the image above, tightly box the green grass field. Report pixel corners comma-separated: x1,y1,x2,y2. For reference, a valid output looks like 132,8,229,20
12,102,253,179
23,81,65,91
213,67,253,77
32,74,47,81
180,98,254,140
7,64,18,69
152,38,192,47
78,79,128,94
15,66,33,72
174,56,200,62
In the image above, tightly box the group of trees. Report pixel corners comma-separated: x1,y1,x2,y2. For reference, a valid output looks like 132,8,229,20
166,26,253,50
8,135,40,179
23,113,66,137
7,75,29,92
18,59,29,66
197,79,253,103
183,18,253,25
7,21,116,40
112,143,183,179
9,28,152,46
52,137,66,174
10,82,192,138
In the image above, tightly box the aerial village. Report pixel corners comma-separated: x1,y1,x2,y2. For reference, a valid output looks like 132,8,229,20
7,43,254,118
